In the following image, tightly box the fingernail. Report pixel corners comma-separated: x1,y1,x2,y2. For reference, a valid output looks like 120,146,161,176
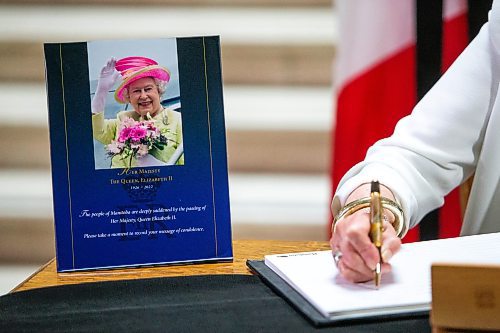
382,249,393,262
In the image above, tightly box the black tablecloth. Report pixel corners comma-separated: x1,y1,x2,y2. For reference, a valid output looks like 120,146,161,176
0,274,430,332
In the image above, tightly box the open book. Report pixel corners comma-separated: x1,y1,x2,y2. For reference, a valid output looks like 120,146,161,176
248,232,500,325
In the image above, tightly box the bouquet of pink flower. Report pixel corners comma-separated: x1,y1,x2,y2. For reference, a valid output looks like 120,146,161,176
106,117,168,168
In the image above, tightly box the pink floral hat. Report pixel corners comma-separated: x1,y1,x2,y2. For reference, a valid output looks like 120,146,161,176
114,56,171,104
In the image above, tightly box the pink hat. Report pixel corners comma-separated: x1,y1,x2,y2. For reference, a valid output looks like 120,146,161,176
114,56,171,104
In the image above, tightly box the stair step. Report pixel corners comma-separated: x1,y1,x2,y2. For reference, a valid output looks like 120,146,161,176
0,126,331,173
0,0,331,7
1,84,333,129
0,5,335,85
0,5,335,43
0,44,334,86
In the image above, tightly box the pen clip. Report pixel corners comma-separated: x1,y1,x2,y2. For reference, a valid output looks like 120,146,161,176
370,181,383,247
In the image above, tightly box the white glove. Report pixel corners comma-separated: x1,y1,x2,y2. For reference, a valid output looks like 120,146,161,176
91,57,120,114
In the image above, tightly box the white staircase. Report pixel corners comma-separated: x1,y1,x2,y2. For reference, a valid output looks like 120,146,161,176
0,0,336,265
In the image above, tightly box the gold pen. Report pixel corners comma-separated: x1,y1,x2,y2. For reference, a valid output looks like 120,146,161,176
369,181,383,289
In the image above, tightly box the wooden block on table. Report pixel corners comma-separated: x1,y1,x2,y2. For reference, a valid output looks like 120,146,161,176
431,264,500,332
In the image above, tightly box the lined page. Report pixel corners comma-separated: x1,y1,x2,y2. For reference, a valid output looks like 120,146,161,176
264,232,500,318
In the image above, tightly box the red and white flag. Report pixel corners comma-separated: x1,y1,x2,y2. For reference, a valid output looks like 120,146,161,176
331,0,469,242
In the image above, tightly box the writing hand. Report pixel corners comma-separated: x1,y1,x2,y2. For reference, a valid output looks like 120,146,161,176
330,209,401,283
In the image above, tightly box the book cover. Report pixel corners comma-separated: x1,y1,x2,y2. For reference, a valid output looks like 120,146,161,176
249,233,500,326
44,36,232,272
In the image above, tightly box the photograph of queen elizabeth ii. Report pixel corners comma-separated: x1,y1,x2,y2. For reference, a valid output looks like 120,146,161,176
88,38,184,170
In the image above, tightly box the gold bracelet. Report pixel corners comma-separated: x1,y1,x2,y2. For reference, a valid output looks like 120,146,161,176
332,197,407,238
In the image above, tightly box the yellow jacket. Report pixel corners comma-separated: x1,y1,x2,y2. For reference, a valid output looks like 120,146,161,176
92,108,184,168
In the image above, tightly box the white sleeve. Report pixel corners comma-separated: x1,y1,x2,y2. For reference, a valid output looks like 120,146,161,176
333,20,495,230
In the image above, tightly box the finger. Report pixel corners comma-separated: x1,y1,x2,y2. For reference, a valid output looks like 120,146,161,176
339,253,394,282
337,258,373,283
333,210,370,242
380,262,393,274
331,220,364,275
112,71,121,82
102,58,117,75
334,211,379,270
330,219,346,250
105,61,113,72
379,221,401,262
382,219,396,236
329,234,338,252
381,235,401,263
341,242,375,277
342,217,379,270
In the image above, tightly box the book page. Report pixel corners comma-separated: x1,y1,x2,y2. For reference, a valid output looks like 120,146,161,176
265,232,500,318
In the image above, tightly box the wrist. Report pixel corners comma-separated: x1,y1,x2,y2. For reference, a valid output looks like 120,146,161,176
345,182,396,204
333,184,407,238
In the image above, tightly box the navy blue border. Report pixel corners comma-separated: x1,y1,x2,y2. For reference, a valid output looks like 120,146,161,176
44,37,232,271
